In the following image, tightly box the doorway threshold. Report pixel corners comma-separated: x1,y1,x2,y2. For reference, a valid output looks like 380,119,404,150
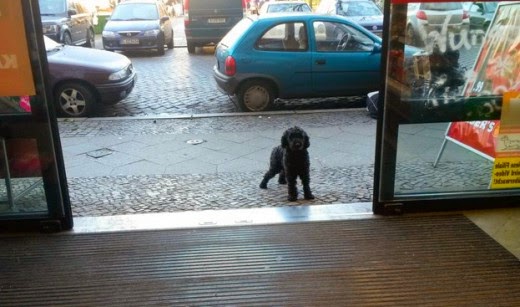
72,202,374,233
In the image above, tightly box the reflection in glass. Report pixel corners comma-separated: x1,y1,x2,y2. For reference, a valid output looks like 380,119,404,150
380,2,520,201
0,138,47,215
394,123,493,195
0,96,32,114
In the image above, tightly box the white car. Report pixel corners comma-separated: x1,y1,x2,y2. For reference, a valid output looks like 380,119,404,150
257,1,312,15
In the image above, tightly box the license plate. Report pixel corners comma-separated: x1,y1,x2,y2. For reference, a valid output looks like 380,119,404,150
121,38,139,45
208,18,225,24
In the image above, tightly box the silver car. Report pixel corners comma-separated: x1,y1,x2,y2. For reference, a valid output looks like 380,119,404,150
406,2,470,48
316,0,384,36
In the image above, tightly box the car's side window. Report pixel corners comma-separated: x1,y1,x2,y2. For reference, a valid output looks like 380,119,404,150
256,22,307,51
313,21,374,52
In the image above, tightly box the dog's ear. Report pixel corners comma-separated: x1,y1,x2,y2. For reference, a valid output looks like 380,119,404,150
281,130,289,148
304,132,310,149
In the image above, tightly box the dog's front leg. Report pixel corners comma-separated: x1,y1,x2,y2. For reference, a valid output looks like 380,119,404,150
286,173,298,201
301,174,314,200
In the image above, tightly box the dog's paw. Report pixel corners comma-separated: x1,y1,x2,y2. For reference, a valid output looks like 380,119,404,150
304,193,315,200
259,182,267,189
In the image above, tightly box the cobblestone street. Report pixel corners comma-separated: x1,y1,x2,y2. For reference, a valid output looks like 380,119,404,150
57,110,492,217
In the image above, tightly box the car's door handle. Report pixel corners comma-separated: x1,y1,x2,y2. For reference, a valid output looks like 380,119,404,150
315,59,326,65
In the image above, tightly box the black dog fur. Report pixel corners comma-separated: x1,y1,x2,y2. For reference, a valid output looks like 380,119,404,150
259,126,314,201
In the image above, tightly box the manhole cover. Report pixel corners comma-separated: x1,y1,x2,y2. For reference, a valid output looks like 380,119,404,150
186,139,205,145
86,148,114,158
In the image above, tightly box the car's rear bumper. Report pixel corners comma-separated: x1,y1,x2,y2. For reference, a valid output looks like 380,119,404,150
213,66,239,95
96,72,137,105
185,28,231,45
418,22,470,35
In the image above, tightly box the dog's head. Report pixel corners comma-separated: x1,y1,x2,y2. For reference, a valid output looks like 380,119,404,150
281,126,309,151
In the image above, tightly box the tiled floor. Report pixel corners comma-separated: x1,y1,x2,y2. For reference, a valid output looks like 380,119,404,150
465,207,520,259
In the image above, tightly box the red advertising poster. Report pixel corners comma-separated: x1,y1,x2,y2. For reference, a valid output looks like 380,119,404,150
445,120,499,160
464,2,520,96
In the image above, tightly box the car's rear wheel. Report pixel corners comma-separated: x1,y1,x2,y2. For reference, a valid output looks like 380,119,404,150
55,82,95,117
187,41,195,54
84,28,95,48
167,32,174,49
237,80,275,112
62,32,72,45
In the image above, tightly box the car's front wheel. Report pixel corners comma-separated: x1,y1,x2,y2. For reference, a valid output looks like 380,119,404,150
84,28,95,48
167,32,174,49
55,83,95,117
156,34,165,56
237,80,275,112
187,41,195,54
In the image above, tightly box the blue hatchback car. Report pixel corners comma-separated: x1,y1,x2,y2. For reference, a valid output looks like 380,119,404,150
214,13,387,112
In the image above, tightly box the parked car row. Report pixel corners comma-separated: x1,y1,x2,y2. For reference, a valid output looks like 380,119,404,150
37,0,499,118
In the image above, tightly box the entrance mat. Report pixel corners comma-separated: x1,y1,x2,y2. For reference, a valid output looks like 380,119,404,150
1,215,519,305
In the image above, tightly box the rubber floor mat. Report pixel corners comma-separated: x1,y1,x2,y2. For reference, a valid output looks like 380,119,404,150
1,214,519,306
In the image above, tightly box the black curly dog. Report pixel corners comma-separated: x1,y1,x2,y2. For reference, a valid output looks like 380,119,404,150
259,126,314,201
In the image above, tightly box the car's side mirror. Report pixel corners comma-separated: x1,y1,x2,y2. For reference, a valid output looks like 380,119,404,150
67,9,77,17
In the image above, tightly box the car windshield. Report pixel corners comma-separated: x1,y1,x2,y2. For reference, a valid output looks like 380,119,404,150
484,2,498,12
110,3,159,21
38,0,67,15
43,35,62,52
339,1,382,17
267,3,311,13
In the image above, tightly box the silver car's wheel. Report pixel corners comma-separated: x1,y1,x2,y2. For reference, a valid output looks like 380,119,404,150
238,80,275,112
55,83,94,117
84,28,95,48
62,32,72,45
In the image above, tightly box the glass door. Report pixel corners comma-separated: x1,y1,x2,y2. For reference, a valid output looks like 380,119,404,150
374,0,520,214
0,0,72,230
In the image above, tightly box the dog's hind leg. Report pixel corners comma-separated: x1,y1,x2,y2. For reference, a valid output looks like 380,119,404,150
260,169,278,189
